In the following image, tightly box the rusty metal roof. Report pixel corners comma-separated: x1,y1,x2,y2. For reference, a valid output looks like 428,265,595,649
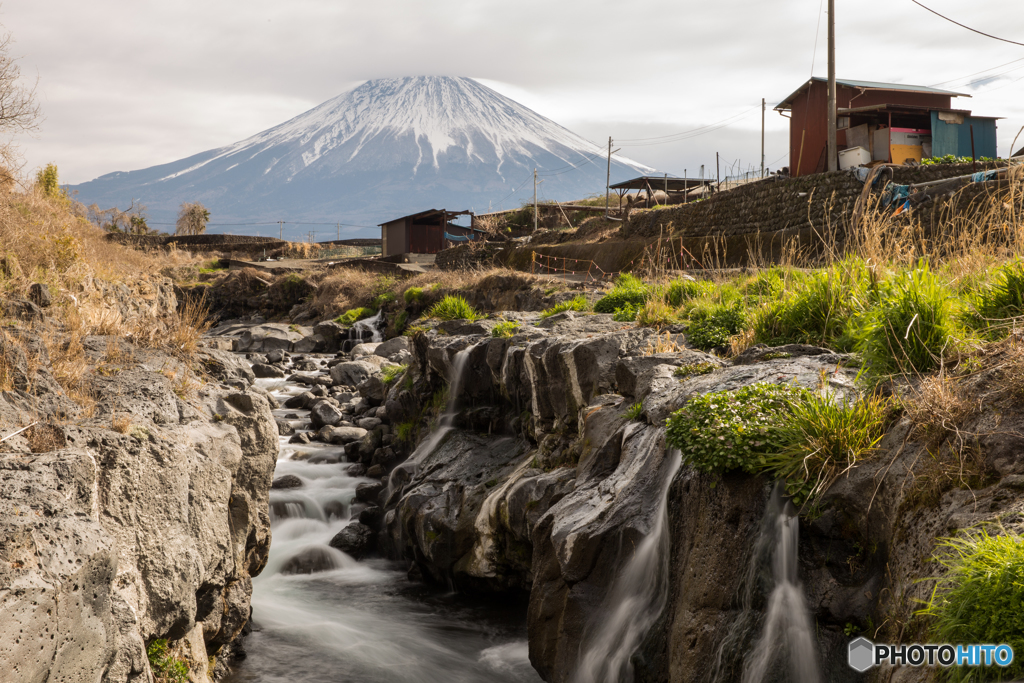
378,208,474,227
776,77,971,110
609,176,715,192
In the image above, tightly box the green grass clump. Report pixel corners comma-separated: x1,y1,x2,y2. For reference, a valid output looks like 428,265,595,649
685,303,747,350
666,383,808,474
381,364,408,386
393,310,409,334
625,402,644,420
754,260,867,348
967,261,1024,339
594,273,650,313
856,263,963,376
427,295,480,321
673,361,718,379
198,259,227,274
636,298,677,327
147,639,189,683
744,268,787,298
540,294,589,319
396,420,418,444
918,528,1024,682
371,292,397,309
492,320,521,338
613,303,641,322
404,286,425,304
335,307,374,325
665,278,715,306
763,392,889,504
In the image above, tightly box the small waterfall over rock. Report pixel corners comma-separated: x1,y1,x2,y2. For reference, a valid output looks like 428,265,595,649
385,340,481,500
570,448,682,683
341,310,385,351
717,482,821,683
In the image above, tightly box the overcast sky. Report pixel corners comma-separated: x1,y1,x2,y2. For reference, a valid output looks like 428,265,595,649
4,0,1023,186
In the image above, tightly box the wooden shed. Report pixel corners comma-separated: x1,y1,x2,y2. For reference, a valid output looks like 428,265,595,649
379,209,482,257
775,78,999,176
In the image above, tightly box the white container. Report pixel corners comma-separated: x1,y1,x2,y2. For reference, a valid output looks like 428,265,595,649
839,146,871,170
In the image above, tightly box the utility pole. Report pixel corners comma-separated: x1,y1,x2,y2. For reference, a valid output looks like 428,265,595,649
716,152,720,189
278,221,284,240
534,168,539,232
761,98,766,178
307,231,315,244
605,137,612,218
827,0,838,172
337,222,341,241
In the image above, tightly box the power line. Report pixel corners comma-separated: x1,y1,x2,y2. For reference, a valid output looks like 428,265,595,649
614,105,763,145
929,57,1024,88
910,0,1024,47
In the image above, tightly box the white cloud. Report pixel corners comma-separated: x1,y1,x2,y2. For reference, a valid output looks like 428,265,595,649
3,0,1022,183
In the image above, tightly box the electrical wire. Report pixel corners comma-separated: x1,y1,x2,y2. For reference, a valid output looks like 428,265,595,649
614,105,762,145
929,57,1024,88
910,0,1024,47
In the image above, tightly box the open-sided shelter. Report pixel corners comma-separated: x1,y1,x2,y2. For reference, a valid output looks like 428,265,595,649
609,176,716,209
775,78,999,177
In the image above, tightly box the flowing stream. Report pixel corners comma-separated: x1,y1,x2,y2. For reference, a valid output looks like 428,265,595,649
739,483,821,683
571,447,682,683
225,354,541,683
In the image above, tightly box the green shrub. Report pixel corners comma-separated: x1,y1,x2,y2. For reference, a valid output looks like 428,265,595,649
35,164,62,199
381,364,408,386
492,320,521,338
147,639,189,683
754,261,866,348
540,294,589,319
666,383,808,474
673,361,718,379
403,286,424,304
396,420,418,444
763,392,889,504
665,278,715,306
427,295,480,321
393,309,409,333
917,528,1024,682
625,402,644,420
685,303,747,350
594,273,650,313
967,261,1024,339
856,264,963,376
335,307,374,325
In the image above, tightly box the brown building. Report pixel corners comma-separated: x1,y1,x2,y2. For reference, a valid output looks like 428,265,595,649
775,78,998,177
379,209,482,257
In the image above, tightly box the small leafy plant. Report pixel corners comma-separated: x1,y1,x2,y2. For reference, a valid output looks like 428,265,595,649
427,295,480,321
685,304,747,351
403,286,424,304
147,639,189,683
666,383,807,474
381,364,408,386
625,402,644,420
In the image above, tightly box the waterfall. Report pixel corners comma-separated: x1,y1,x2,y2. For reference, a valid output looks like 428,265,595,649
385,340,481,500
739,483,821,683
571,449,682,683
353,310,384,343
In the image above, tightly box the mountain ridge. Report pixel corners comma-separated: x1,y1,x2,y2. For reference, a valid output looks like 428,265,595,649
70,76,654,238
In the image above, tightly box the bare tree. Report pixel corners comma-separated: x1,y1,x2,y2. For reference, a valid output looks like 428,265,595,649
175,202,210,235
0,31,41,171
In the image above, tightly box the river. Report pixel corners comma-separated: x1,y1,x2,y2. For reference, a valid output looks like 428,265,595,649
224,366,542,683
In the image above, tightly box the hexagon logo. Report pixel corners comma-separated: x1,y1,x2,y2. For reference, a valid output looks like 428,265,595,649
848,637,875,672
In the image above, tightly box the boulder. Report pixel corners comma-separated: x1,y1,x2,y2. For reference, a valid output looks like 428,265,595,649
288,432,311,444
357,374,387,403
355,481,384,505
309,400,344,429
320,425,368,445
328,522,375,559
283,391,314,409
199,349,256,387
356,417,382,431
252,363,286,378
294,334,326,354
351,342,381,357
272,474,303,489
374,336,411,359
313,320,347,353
329,360,380,387
358,505,385,532
28,282,52,307
279,547,340,575
275,420,295,436
266,349,287,364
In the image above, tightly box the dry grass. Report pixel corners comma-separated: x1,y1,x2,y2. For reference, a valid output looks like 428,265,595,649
903,374,981,448
25,420,65,453
642,330,684,355
110,413,131,434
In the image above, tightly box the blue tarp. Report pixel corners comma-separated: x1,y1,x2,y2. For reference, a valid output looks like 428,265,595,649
445,232,473,242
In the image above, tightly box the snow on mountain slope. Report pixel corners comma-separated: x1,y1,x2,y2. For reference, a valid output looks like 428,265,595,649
70,76,654,238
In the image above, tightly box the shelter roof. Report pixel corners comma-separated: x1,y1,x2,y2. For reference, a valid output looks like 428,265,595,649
776,77,971,111
609,176,715,192
378,208,473,227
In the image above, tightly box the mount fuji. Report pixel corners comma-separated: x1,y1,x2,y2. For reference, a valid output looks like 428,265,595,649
69,76,654,240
